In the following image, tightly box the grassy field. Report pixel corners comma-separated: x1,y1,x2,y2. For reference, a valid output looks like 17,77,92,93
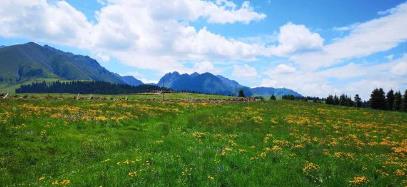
0,93,406,186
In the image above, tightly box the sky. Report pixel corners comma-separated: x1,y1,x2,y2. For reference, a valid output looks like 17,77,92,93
1,0,407,99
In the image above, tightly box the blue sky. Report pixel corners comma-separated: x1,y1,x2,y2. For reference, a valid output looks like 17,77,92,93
1,0,407,98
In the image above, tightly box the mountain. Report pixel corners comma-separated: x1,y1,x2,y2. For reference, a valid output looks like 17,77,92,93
121,76,143,86
251,87,302,97
158,72,242,95
0,42,300,96
158,71,302,97
0,42,142,86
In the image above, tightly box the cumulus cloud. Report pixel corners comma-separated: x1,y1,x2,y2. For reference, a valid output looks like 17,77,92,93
271,64,296,74
89,0,268,71
192,61,220,74
0,0,91,46
261,53,407,99
232,64,258,78
0,0,267,73
0,0,322,75
292,2,407,70
270,23,324,56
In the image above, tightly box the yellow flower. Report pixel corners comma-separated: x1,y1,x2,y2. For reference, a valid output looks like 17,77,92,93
38,176,45,181
60,179,71,186
394,169,405,176
208,175,214,180
303,162,319,174
192,131,206,139
349,176,369,185
128,171,138,177
52,179,70,186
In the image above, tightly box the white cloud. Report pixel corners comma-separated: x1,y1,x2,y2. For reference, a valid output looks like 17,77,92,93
96,0,265,24
232,64,258,78
203,1,266,24
0,0,267,73
272,64,296,74
292,2,407,70
0,0,91,46
192,61,220,74
318,63,366,79
260,53,407,99
390,54,407,76
270,23,324,56
122,72,158,84
86,0,268,71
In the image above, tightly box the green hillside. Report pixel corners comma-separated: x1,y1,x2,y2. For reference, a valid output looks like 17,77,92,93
0,95,406,186
0,42,125,86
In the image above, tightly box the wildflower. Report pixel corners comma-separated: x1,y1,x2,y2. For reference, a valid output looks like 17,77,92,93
128,171,138,177
52,179,70,186
303,162,322,183
117,159,135,165
181,167,192,176
294,144,304,149
220,147,233,156
40,130,46,137
394,169,405,176
392,141,407,154
238,148,247,153
349,176,369,185
334,152,354,160
60,180,70,186
271,145,282,152
208,175,214,180
263,133,273,144
38,176,45,181
192,132,206,139
303,162,320,175
251,116,263,124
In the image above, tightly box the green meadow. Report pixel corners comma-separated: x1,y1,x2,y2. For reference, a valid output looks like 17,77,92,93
0,93,406,186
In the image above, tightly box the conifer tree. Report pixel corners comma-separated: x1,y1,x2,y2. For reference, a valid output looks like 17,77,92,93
326,95,334,105
394,91,402,111
370,88,386,110
386,89,395,110
333,95,339,105
403,90,407,112
354,94,362,108
238,90,245,97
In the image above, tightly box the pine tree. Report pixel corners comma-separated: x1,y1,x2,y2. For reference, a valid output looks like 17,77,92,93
370,88,386,110
270,95,276,100
403,90,407,112
386,89,395,110
333,95,339,105
238,90,245,97
354,94,362,108
326,95,334,105
394,91,402,111
339,94,347,106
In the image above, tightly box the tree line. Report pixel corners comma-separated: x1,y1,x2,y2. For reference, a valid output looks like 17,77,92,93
16,81,170,95
326,88,407,112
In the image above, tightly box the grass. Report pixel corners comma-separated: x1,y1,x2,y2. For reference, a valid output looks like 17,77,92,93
0,78,61,94
0,93,406,186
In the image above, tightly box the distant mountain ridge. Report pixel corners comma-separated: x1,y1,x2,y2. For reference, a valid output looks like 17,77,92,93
0,42,143,85
158,71,302,97
121,76,143,86
0,42,302,97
